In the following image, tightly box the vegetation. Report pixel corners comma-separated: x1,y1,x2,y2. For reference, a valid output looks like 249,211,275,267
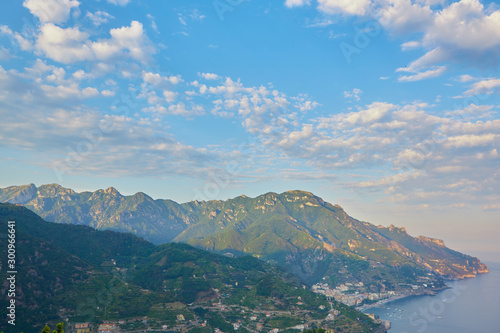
41,322,64,333
0,203,382,333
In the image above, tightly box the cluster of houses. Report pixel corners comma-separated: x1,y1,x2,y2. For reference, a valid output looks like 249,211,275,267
71,296,343,333
74,322,120,333
312,282,399,306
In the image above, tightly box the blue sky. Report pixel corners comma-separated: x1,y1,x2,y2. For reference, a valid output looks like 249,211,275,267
0,0,499,260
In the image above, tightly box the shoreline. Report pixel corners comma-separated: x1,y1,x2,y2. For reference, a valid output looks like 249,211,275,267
356,287,449,312
356,294,411,312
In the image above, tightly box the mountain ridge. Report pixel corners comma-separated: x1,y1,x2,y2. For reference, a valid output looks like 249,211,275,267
1,184,489,288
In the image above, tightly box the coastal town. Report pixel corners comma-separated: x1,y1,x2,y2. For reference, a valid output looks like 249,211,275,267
311,273,439,310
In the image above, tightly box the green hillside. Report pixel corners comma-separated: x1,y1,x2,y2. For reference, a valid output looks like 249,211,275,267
0,203,383,333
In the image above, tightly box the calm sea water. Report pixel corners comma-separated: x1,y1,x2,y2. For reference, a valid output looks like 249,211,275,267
363,262,500,333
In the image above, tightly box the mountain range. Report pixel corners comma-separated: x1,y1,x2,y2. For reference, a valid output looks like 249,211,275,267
1,184,489,290
0,203,382,333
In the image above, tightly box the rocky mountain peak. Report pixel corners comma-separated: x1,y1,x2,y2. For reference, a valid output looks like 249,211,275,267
38,184,75,196
418,235,445,247
104,186,121,196
1,183,38,204
388,224,407,234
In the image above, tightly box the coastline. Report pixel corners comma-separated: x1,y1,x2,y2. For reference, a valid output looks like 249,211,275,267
357,294,412,312
356,287,448,312
358,269,492,313
358,268,500,333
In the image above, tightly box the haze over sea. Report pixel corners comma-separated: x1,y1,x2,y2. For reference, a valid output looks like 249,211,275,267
363,262,500,333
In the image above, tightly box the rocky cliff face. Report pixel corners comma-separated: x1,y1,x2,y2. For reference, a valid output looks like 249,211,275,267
418,236,446,247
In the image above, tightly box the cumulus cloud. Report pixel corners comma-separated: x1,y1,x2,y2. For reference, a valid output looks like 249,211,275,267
23,0,80,24
287,0,500,72
34,21,155,64
222,93,498,207
163,90,177,103
36,24,92,63
167,102,205,117
2,52,499,208
199,72,220,80
142,72,183,86
391,0,500,73
0,64,221,180
1,62,109,103
378,0,433,34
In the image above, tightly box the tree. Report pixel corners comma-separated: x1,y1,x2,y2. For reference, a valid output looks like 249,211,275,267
40,322,64,333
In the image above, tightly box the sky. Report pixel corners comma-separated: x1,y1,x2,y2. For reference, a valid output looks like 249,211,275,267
0,0,499,261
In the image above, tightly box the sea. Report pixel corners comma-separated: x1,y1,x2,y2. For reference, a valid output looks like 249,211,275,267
362,262,500,333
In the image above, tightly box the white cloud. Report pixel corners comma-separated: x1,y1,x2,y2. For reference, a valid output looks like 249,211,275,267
146,14,159,33
344,88,362,101
424,0,500,52
401,41,421,51
293,96,320,111
36,24,92,63
35,21,155,64
445,134,498,148
199,72,220,80
142,72,183,86
0,63,103,103
446,104,495,119
0,47,13,60
398,66,446,82
178,15,187,26
1,54,500,208
458,74,476,83
163,90,177,103
285,0,311,8
317,0,371,16
409,0,500,70
86,11,114,26
23,0,80,24
0,25,34,51
441,119,500,135
167,102,205,117
107,0,130,6
463,78,500,96
290,0,500,71
335,102,395,126
378,0,433,35
189,9,206,22
40,83,100,99
100,21,154,62
0,64,222,180
101,89,115,97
